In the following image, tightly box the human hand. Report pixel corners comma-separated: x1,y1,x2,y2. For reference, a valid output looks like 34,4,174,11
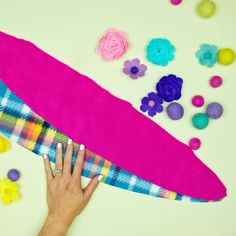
38,139,103,236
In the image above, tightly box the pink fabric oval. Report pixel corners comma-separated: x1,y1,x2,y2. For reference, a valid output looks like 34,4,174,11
0,32,226,201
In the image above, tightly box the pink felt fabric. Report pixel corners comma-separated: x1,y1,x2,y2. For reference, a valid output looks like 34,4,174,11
0,31,226,201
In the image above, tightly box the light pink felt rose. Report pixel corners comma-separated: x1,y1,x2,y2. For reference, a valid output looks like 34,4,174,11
96,29,129,61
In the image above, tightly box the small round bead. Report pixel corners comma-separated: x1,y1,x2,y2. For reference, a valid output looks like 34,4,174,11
192,113,209,129
210,76,223,88
206,102,223,119
130,66,139,74
192,95,205,107
7,169,20,182
189,138,201,150
170,0,182,5
166,102,184,120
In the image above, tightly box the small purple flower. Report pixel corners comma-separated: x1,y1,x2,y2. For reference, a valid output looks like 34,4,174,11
123,58,147,79
140,92,163,117
156,74,183,102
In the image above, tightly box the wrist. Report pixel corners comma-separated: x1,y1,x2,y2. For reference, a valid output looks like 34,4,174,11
45,214,70,234
47,213,72,228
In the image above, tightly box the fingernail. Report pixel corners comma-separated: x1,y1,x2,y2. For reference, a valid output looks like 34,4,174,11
79,144,85,150
67,139,72,145
57,143,62,148
43,154,47,159
97,174,104,182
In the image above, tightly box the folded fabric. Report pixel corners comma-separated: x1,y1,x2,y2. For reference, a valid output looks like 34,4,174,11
0,31,226,201
0,81,208,202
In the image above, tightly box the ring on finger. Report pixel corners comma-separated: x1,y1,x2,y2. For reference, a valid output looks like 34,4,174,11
54,168,63,175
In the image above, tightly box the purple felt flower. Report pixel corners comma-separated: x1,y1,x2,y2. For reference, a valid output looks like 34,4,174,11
156,74,183,102
140,92,163,117
123,58,147,79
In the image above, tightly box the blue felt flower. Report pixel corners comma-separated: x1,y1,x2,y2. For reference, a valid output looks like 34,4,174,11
140,92,163,117
146,38,175,66
195,44,218,68
156,74,183,102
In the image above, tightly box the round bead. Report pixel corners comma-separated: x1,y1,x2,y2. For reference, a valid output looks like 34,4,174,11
130,66,139,74
148,100,155,107
166,102,184,120
170,0,182,5
218,48,235,65
196,0,216,18
192,113,209,129
210,75,223,88
192,95,204,107
189,138,201,150
206,102,223,119
7,169,20,182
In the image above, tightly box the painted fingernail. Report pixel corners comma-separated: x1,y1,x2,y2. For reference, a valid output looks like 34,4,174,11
43,154,47,159
57,143,62,148
97,174,104,182
79,144,85,150
67,139,72,145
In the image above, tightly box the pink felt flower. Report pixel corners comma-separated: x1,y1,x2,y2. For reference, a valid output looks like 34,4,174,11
96,29,129,61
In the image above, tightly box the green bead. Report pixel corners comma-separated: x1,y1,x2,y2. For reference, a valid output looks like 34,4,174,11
192,113,209,129
196,0,216,19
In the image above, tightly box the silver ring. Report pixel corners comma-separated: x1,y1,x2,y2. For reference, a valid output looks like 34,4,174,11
54,168,63,175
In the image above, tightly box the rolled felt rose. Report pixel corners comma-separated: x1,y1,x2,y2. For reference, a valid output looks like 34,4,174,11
96,28,128,61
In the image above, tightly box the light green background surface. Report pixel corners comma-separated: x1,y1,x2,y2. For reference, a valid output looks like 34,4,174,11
0,0,235,235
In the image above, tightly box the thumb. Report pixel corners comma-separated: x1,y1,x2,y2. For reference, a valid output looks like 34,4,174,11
84,174,103,201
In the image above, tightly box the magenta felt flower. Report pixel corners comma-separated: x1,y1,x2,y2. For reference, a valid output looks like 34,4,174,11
123,58,147,79
96,28,129,61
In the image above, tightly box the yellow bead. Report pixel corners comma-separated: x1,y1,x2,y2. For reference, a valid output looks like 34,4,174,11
218,48,235,65
196,0,216,19
0,136,10,153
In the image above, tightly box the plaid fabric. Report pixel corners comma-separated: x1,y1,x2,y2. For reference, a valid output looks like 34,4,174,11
0,81,207,202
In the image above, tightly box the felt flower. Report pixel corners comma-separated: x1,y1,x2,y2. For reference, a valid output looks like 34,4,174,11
195,44,218,68
156,74,183,102
96,28,129,61
123,58,147,79
0,178,20,205
140,92,163,117
0,135,10,153
146,38,175,66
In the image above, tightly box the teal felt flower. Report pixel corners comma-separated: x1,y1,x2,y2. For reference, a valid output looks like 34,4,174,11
195,44,218,68
146,38,175,66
